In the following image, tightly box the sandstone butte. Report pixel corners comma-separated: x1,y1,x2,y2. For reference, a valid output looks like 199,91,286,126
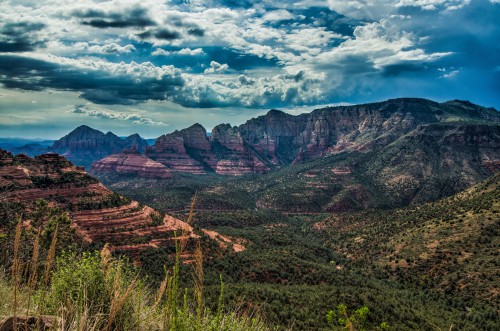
90,151,173,179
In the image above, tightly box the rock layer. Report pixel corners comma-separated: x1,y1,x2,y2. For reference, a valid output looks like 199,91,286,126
90,152,172,179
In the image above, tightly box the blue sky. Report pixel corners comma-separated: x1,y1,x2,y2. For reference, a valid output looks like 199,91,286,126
0,0,499,138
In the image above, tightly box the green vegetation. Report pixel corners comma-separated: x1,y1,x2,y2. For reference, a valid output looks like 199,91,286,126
327,304,389,331
72,192,130,210
31,172,98,189
0,217,272,331
134,175,499,330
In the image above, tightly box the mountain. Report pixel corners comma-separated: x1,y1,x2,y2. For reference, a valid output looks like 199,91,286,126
50,125,149,169
0,149,242,261
106,120,498,213
9,142,50,156
140,98,499,176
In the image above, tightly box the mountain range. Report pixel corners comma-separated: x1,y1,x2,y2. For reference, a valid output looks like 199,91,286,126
1,98,498,211
88,98,499,212
3,98,498,176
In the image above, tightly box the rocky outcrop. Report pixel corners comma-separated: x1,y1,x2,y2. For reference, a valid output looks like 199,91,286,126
145,123,272,175
212,124,244,151
90,152,172,179
145,124,209,174
0,315,58,331
50,125,148,169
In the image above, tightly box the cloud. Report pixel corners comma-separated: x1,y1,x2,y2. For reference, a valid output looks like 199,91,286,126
441,69,460,78
396,0,471,11
315,19,451,71
154,28,181,40
204,61,229,74
327,0,472,20
178,47,205,55
327,0,394,20
70,104,167,126
0,54,185,105
74,42,136,54
0,53,324,109
262,10,294,22
73,7,156,28
175,69,324,108
0,0,498,112
0,21,47,52
152,47,205,56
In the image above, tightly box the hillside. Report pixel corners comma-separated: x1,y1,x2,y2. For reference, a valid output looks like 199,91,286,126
317,173,500,306
160,174,498,330
1,149,498,330
0,149,241,262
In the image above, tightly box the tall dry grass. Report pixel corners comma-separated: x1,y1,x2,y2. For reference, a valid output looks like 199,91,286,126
11,221,22,331
0,194,273,331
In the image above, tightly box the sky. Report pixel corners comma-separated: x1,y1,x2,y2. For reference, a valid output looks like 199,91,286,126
0,0,499,139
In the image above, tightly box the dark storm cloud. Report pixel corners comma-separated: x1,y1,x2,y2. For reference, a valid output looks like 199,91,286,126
137,28,181,41
187,27,205,37
0,21,47,52
0,54,184,105
154,29,181,40
381,63,430,77
167,14,205,36
74,7,156,28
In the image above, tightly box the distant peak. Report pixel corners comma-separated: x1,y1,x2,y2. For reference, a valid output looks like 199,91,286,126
267,109,286,116
67,125,103,136
184,123,207,133
76,124,91,129
74,125,97,132
263,109,293,120
190,123,205,129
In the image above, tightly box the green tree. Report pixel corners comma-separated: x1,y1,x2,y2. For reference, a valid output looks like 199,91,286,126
327,304,389,331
